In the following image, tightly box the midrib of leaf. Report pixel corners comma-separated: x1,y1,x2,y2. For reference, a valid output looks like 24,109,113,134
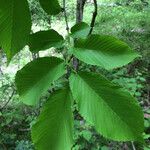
10,0,14,57
78,74,139,137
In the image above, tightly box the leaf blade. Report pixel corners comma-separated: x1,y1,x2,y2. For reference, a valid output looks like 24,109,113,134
29,30,64,52
0,0,31,61
15,57,66,105
69,72,144,141
39,0,61,15
71,22,90,39
73,35,139,70
32,87,74,150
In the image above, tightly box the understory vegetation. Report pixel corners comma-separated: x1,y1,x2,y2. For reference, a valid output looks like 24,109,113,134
0,0,150,149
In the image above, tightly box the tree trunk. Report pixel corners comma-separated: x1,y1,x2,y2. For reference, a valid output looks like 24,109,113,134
76,0,86,23
73,0,86,71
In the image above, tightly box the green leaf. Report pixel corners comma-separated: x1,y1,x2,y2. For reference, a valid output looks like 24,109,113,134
39,0,61,15
15,57,66,105
29,30,64,52
0,0,31,61
72,35,139,70
71,22,90,39
69,72,144,141
32,87,74,150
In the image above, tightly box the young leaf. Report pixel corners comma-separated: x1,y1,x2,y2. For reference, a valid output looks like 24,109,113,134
71,22,90,39
39,0,61,15
32,88,74,150
0,0,31,61
15,57,66,106
29,30,64,52
69,72,144,141
72,35,140,70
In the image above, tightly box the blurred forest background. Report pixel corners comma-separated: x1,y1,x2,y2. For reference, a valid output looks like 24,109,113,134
0,0,150,149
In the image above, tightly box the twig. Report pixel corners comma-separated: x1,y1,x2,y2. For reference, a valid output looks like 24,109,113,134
19,128,31,132
32,52,39,60
131,141,136,150
89,0,98,35
76,0,86,23
1,89,15,110
73,57,79,71
63,0,72,77
63,0,70,34
0,66,3,75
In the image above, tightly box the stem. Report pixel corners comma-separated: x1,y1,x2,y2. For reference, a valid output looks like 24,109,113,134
63,0,72,78
89,0,98,35
63,0,70,35
1,89,15,110
0,67,3,75
32,52,39,60
131,142,136,150
76,0,86,23
73,0,86,71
